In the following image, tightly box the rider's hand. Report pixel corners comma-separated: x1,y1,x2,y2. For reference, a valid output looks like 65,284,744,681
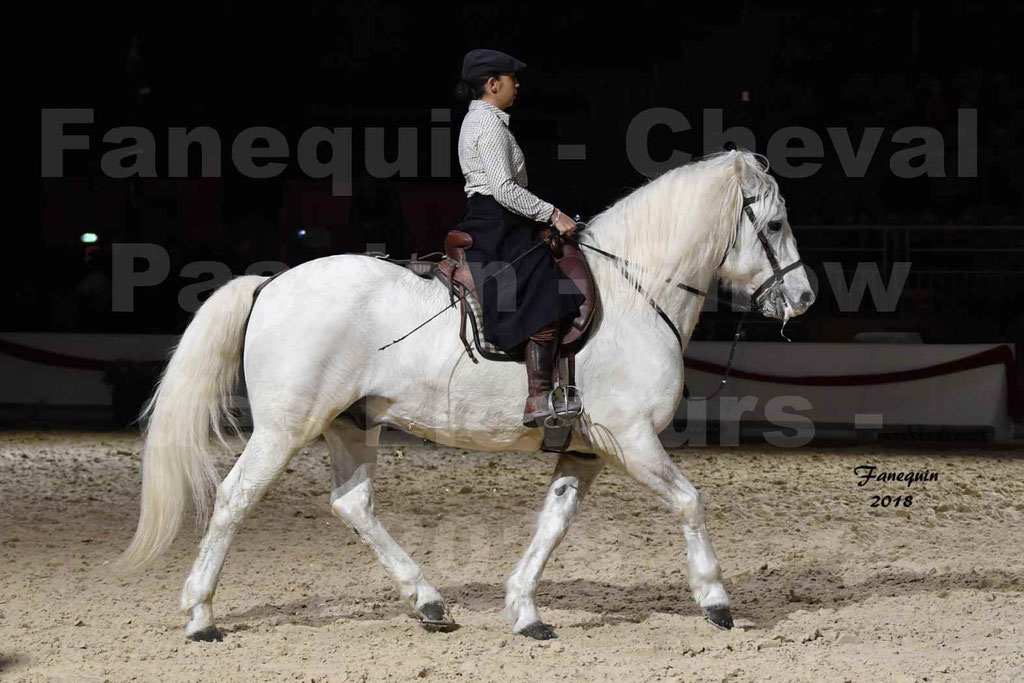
552,209,578,237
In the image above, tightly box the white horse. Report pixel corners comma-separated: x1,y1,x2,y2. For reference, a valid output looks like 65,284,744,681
114,149,814,641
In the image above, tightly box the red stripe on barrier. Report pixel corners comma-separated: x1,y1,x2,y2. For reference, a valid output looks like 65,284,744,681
0,336,1017,421
0,337,165,372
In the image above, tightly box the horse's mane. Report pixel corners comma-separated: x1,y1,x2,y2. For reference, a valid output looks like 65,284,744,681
577,149,782,322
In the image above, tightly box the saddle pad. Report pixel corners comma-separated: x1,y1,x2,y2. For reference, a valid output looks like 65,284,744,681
431,264,523,362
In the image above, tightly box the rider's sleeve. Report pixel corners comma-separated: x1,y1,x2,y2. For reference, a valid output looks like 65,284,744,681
476,116,556,223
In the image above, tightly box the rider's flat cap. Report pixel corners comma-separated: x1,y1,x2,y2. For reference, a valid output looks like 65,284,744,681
461,48,527,82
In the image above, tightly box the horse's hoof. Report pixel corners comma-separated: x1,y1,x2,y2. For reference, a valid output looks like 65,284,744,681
518,622,558,640
417,601,459,633
186,625,225,642
703,605,734,631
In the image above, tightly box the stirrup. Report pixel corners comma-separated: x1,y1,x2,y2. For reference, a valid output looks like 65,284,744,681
543,383,584,428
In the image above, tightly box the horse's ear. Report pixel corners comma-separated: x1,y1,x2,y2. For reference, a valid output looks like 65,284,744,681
732,148,747,180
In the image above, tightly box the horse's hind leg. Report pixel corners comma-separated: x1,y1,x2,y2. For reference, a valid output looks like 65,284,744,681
181,428,304,641
324,418,453,630
505,453,604,639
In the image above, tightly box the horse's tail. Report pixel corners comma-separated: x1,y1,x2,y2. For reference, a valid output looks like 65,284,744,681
113,274,268,573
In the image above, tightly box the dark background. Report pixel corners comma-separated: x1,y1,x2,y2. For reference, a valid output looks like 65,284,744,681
8,1,1024,346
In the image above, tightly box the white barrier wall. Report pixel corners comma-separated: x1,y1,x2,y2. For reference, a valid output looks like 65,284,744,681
679,341,1018,441
0,333,1018,441
0,334,177,406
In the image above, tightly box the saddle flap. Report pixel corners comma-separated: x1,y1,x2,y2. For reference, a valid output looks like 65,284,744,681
556,241,598,346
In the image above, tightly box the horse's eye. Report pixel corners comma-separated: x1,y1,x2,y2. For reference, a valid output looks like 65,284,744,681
767,221,782,232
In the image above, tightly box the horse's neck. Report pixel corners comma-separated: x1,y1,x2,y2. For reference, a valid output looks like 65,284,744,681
651,265,713,351
582,212,716,350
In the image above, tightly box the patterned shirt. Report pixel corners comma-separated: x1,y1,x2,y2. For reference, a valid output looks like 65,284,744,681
457,99,555,223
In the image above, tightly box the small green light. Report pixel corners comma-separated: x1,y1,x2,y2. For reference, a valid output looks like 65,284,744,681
80,232,99,244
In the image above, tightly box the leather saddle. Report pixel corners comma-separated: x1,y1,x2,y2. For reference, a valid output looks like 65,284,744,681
434,229,600,452
435,229,598,362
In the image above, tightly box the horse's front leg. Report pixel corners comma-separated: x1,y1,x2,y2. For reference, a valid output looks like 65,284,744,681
611,424,733,629
505,452,604,639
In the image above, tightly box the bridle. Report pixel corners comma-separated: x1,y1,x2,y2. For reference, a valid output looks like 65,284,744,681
736,194,805,311
565,191,804,399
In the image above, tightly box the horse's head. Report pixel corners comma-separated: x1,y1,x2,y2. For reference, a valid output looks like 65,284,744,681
716,151,814,321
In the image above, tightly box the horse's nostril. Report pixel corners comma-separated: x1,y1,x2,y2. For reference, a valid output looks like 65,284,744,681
799,290,814,305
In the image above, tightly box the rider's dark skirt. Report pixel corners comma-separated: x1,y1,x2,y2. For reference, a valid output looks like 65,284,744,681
457,193,586,353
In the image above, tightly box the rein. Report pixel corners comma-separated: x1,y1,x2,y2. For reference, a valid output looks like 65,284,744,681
376,191,803,403
565,191,802,400
566,227,747,401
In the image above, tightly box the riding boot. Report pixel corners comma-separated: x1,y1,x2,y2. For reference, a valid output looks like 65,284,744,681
522,322,558,427
522,321,582,427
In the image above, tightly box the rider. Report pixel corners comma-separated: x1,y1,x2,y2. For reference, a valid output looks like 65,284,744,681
454,48,586,428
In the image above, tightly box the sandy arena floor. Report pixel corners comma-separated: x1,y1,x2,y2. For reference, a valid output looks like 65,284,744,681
1,429,1022,682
